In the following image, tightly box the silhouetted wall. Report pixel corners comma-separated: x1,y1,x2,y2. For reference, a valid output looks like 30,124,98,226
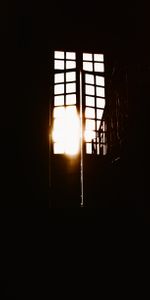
1,1,149,215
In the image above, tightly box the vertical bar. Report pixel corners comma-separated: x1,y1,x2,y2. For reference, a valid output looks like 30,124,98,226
64,52,66,107
93,54,97,154
49,50,55,207
49,50,54,189
80,71,84,207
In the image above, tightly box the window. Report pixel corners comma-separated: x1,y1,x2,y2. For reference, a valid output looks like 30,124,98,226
96,76,105,86
54,60,64,70
66,94,76,105
83,52,106,154
66,72,76,82
51,51,106,155
86,96,95,107
54,95,64,106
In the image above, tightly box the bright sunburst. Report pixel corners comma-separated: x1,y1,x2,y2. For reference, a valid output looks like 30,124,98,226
52,106,80,156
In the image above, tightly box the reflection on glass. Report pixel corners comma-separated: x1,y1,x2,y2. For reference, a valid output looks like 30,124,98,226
55,73,64,83
66,61,76,69
54,51,64,59
86,96,95,107
54,60,64,70
96,87,105,97
85,85,95,96
85,107,95,118
83,62,93,71
94,54,104,62
94,63,104,72
54,95,64,106
66,94,76,105
66,52,76,60
66,83,76,93
85,74,94,84
96,98,105,108
66,72,76,82
83,53,93,61
96,76,105,86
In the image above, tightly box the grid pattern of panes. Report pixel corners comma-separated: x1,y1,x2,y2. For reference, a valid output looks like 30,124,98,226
53,51,78,154
83,53,106,154
52,51,106,155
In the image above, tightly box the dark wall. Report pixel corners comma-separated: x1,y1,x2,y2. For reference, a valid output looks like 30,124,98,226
1,1,149,211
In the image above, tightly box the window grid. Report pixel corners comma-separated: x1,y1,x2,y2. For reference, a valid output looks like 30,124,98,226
94,53,99,155
82,52,106,154
53,51,106,155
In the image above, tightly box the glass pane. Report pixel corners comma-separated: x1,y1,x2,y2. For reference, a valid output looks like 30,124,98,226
96,87,105,97
66,61,76,69
66,94,76,105
53,118,64,132
54,95,64,106
66,72,76,82
94,63,104,72
83,53,93,61
54,84,64,95
66,105,76,116
54,60,64,70
54,73,64,83
66,83,76,93
85,85,95,96
97,120,101,130
94,54,104,62
85,130,96,142
96,76,105,86
100,121,104,131
97,109,104,119
53,107,80,156
54,51,64,59
103,145,107,155
103,121,106,131
83,62,93,71
53,107,65,118
86,96,95,107
85,74,94,84
64,107,80,155
86,143,92,154
66,52,76,60
86,119,95,131
96,98,105,108
52,129,64,142
85,107,95,118
54,143,65,154
103,133,106,143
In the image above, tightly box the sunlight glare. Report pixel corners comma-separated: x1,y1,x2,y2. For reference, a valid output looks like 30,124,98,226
52,107,80,156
